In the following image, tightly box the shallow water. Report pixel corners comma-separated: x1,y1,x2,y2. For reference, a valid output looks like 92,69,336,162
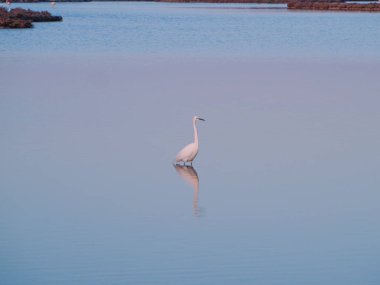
1,2,380,285
1,56,380,284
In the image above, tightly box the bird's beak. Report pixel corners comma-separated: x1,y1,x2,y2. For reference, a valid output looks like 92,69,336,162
198,118,206,121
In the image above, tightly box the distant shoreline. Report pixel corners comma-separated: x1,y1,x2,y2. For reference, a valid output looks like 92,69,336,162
1,0,380,13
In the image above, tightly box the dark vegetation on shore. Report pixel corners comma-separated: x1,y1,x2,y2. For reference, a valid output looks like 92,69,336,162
288,0,380,11
0,7,62,28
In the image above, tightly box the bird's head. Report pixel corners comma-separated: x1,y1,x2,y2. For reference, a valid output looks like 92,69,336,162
194,116,206,122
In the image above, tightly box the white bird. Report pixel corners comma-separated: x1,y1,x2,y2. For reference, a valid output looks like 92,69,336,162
174,116,205,166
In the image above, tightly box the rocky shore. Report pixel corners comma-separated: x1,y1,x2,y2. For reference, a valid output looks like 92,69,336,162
0,7,62,28
288,1,380,11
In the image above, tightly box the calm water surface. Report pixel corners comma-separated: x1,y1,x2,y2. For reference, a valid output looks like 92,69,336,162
1,2,380,285
1,1,380,58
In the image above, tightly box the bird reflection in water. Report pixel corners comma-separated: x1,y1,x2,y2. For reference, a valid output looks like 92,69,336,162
174,165,203,217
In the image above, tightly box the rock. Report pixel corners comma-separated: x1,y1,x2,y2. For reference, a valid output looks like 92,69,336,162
0,6,62,28
0,18,33,28
288,1,380,11
9,8,63,22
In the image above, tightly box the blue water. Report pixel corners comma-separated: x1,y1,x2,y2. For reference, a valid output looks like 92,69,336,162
1,2,380,58
1,2,380,285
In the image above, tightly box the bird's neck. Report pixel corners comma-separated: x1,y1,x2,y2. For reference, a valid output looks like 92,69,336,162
193,121,198,146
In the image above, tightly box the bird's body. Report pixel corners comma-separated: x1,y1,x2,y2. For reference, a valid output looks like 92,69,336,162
174,116,205,165
175,143,198,164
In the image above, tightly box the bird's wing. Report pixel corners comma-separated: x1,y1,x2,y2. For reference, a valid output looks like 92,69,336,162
175,143,195,162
